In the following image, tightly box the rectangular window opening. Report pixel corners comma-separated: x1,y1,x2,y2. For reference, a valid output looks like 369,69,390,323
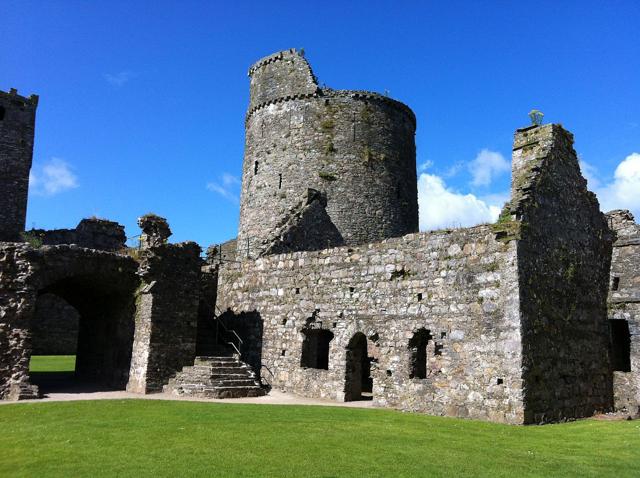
612,276,620,291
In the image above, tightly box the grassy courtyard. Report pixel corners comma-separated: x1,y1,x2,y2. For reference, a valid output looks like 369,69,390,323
0,400,637,477
29,355,76,373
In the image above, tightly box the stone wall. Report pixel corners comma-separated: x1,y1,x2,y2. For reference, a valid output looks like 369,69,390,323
0,89,38,242
31,293,79,355
127,241,201,393
606,210,640,415
238,49,418,258
218,227,525,424
27,218,126,252
508,124,613,423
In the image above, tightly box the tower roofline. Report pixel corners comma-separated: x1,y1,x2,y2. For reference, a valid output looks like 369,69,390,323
0,88,39,107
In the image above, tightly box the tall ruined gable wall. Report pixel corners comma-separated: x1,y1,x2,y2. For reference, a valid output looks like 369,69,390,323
510,124,613,423
218,227,525,424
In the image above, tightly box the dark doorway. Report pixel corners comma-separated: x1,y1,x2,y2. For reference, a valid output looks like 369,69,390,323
344,332,373,401
301,329,334,369
610,319,631,372
409,328,431,379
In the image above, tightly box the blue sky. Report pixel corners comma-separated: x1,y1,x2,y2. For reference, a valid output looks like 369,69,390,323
2,1,639,247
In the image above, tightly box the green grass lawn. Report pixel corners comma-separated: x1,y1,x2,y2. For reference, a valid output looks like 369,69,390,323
0,400,637,477
29,355,76,373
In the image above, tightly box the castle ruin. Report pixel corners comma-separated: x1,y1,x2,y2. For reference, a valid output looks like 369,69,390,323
0,49,638,424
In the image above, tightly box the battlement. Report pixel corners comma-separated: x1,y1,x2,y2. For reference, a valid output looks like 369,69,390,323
245,50,415,127
0,88,39,108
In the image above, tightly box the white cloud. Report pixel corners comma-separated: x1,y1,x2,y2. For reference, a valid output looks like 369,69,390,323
104,71,136,87
589,153,640,216
468,149,510,187
29,158,79,196
579,159,601,190
207,173,240,203
418,160,434,172
418,172,502,231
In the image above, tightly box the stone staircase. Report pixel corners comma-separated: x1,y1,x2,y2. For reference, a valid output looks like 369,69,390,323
163,355,266,399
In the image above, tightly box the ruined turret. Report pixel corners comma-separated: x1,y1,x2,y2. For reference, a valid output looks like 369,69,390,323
138,214,171,249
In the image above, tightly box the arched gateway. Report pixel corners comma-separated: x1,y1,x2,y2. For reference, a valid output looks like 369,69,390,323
0,243,138,399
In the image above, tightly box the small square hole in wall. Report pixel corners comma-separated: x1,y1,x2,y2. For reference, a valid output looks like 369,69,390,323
332,322,337,328
386,370,393,377
434,343,443,356
282,318,287,326
281,350,286,356
612,277,620,291
440,332,446,339
295,287,300,294
497,378,504,385
417,293,423,302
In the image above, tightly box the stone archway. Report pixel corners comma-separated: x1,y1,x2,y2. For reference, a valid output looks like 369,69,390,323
0,244,138,399
344,332,373,401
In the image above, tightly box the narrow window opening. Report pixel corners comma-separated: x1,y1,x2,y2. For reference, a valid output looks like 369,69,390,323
332,322,337,328
497,378,504,385
0,106,5,121
610,319,631,372
434,343,443,356
408,328,431,379
282,318,287,326
300,328,334,370
386,370,392,377
281,349,286,356
254,161,259,175
612,276,620,291
295,288,300,295
278,173,282,189
417,293,423,302
440,332,446,339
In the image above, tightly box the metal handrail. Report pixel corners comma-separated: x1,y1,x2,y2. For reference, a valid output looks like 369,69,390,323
227,341,241,357
213,306,243,354
260,364,274,378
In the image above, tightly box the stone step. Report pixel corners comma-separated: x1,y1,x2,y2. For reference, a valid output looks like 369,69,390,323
164,355,266,399
172,378,258,388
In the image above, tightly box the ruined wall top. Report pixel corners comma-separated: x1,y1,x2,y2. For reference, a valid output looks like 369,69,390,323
138,214,172,249
606,210,639,242
26,218,126,251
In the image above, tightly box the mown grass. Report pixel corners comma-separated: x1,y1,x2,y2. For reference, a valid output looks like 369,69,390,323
29,355,76,373
0,400,637,477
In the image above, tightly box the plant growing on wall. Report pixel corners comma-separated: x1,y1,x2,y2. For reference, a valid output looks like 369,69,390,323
529,109,544,126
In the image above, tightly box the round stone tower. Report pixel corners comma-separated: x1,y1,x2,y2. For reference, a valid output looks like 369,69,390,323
237,49,418,258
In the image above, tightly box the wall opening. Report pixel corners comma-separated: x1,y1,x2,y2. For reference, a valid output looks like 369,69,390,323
254,161,259,175
29,276,136,395
300,328,334,370
611,276,620,291
344,332,373,401
0,105,5,121
610,319,631,372
278,173,282,189
408,328,431,379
